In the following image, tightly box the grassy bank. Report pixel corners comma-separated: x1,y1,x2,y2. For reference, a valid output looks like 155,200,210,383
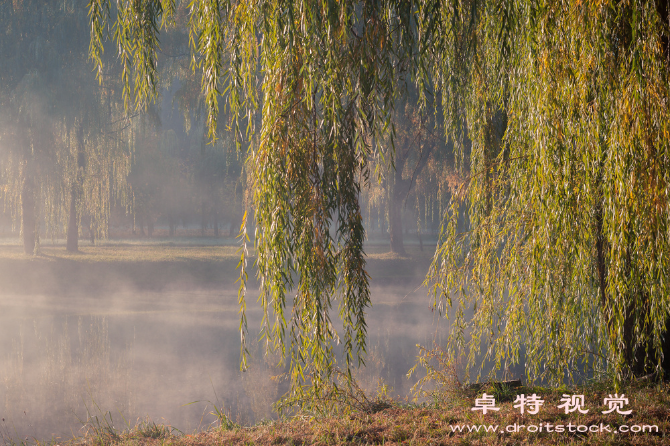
43,381,668,446
0,240,434,295
0,244,242,295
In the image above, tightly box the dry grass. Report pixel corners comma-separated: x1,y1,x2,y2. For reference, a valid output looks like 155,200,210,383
0,243,247,295
54,381,669,446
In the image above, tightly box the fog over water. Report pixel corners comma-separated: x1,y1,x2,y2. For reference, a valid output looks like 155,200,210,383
0,240,453,442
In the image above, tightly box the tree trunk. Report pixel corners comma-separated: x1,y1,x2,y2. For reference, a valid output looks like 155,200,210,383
107,166,113,237
389,164,409,255
21,171,36,255
67,120,85,252
663,323,670,375
20,115,37,255
388,193,406,255
213,210,219,237
201,202,206,236
66,185,78,252
417,226,423,252
168,215,175,236
596,186,670,377
387,122,435,254
89,217,95,244
229,216,236,237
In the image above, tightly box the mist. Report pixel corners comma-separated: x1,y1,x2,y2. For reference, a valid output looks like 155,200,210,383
0,239,451,442
0,2,463,442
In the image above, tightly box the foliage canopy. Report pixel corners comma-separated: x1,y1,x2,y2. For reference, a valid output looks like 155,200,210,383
423,0,670,385
89,0,670,400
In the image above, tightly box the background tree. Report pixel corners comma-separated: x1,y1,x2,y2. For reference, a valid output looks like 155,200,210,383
384,99,451,255
361,98,458,254
0,0,133,253
0,1,65,254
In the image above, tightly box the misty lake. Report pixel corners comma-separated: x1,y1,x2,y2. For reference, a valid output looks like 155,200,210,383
0,240,450,442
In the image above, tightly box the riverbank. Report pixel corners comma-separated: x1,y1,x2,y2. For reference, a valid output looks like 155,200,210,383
60,380,670,446
0,238,434,295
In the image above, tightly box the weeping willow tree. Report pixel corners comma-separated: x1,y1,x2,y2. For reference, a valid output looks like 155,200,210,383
0,1,68,254
58,110,134,247
89,0,670,402
0,72,62,254
90,0,420,410
0,0,134,253
200,0,412,408
424,0,670,384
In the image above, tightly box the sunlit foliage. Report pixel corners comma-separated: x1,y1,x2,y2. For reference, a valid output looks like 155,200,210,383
89,0,670,399
424,0,670,385
90,0,418,408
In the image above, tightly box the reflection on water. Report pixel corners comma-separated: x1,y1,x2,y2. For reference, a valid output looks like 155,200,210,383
0,282,447,442
1,317,133,441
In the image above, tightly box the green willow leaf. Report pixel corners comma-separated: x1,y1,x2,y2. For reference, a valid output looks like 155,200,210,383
90,0,670,403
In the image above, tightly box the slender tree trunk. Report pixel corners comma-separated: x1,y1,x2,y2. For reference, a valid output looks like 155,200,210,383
21,170,36,255
66,186,78,251
201,202,206,236
417,225,423,252
67,121,86,252
20,115,37,255
388,194,406,255
213,210,219,237
168,215,175,236
107,166,113,237
89,217,95,244
663,321,670,375
229,216,236,237
389,165,409,255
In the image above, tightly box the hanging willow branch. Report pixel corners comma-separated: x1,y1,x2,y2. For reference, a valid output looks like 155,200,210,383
89,0,670,397
423,0,670,386
89,0,420,409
